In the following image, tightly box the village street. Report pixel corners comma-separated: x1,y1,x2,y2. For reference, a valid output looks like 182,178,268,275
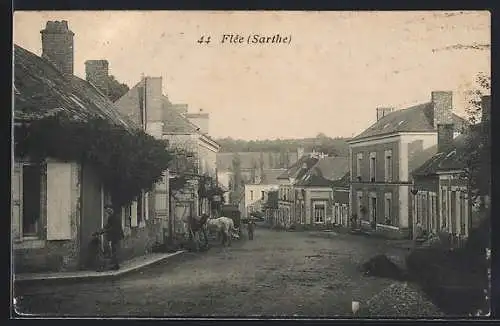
14,228,442,318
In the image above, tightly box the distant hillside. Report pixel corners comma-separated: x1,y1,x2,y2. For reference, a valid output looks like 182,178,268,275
217,151,298,171
215,134,351,156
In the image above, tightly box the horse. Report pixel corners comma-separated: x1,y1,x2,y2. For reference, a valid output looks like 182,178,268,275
186,214,210,251
207,216,238,247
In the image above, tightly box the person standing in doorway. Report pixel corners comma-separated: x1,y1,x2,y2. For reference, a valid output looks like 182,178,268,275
103,206,124,270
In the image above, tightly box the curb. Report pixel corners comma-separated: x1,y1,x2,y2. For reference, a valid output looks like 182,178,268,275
14,250,186,284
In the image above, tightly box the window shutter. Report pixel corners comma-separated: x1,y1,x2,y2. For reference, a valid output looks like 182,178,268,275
144,192,149,220
11,163,22,240
131,200,138,227
46,162,72,240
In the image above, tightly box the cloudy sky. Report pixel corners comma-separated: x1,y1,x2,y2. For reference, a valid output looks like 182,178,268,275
13,11,490,140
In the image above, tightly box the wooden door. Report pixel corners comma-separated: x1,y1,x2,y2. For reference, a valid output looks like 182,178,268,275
80,164,103,266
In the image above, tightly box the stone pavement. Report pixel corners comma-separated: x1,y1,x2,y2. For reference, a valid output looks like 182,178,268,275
14,250,186,283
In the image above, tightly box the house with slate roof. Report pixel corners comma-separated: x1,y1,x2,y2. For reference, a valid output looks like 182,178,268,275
12,21,164,273
114,76,221,237
348,91,468,239
276,152,321,229
411,95,490,243
243,169,286,219
293,156,349,229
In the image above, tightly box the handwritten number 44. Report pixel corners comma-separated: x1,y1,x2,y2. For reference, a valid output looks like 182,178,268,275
197,36,211,44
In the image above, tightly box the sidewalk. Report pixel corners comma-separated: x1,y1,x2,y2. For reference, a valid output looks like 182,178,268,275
14,250,186,283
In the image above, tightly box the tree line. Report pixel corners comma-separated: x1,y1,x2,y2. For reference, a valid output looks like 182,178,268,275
216,133,351,156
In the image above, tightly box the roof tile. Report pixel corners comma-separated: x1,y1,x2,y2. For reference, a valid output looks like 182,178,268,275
14,45,137,130
351,102,467,141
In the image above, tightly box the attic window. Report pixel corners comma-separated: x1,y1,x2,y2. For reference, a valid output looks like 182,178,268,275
445,150,457,158
383,123,390,129
398,120,405,126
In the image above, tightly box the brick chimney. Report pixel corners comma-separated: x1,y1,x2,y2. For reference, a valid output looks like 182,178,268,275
481,95,491,123
376,107,394,121
437,124,454,153
432,91,454,153
186,109,210,134
431,91,453,128
85,60,109,95
40,20,74,77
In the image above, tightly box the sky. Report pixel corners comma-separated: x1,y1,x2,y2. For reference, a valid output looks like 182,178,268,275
13,11,490,140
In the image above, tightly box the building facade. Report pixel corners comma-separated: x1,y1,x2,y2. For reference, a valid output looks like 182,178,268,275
242,169,285,218
348,91,467,238
115,77,221,239
411,95,490,243
293,156,349,229
13,21,163,273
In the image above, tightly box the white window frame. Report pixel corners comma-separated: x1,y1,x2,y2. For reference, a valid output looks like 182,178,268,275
341,204,348,225
313,201,327,224
333,203,340,224
13,162,46,245
384,192,393,225
440,187,449,231
369,152,377,182
356,191,364,218
369,192,377,223
356,153,363,178
384,150,393,182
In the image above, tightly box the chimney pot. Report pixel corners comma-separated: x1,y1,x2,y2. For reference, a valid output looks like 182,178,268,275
432,91,453,128
85,60,110,95
40,20,74,77
376,107,394,121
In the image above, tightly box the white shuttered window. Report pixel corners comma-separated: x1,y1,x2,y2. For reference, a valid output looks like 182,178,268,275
46,162,72,240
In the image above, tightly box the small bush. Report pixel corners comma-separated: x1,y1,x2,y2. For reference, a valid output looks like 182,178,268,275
360,254,406,281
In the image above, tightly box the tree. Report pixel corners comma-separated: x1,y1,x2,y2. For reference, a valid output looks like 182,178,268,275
229,153,243,204
464,72,490,202
268,152,274,169
279,150,286,168
250,158,258,183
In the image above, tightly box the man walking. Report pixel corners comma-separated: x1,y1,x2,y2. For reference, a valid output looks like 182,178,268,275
103,205,125,270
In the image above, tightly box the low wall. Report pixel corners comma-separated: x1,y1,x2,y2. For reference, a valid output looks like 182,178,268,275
120,218,163,262
14,240,80,274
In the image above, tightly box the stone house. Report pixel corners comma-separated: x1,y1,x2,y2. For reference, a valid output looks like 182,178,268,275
243,169,285,218
276,153,321,229
114,78,220,238
348,91,468,239
12,21,165,273
293,156,349,229
411,95,490,243
331,172,350,226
